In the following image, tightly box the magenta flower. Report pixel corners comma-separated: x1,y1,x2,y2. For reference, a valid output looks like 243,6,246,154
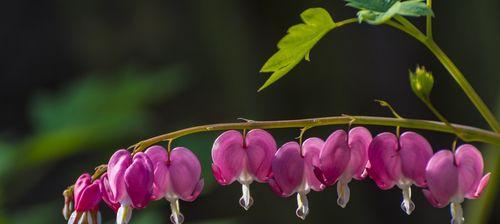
367,131,433,215
107,150,154,224
314,127,372,208
145,146,204,224
267,138,324,220
211,129,277,210
67,173,102,224
423,144,490,224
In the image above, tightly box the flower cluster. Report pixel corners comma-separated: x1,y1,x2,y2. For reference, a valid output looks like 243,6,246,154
65,147,203,224
63,127,490,224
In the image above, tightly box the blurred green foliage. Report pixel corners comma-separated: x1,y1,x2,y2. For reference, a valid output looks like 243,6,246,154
21,66,187,166
0,66,190,223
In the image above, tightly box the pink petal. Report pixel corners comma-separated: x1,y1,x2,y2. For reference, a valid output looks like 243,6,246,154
455,144,485,199
211,163,229,185
472,173,490,199
245,129,277,182
168,147,204,202
185,179,205,202
267,176,284,197
318,130,350,186
367,132,401,190
422,189,446,208
425,150,458,206
99,173,120,212
145,146,169,200
124,152,153,208
144,146,168,167
270,142,304,197
399,132,433,187
74,174,102,211
211,130,246,185
347,127,372,180
107,149,132,203
152,162,169,200
75,180,101,211
302,137,324,191
73,173,92,207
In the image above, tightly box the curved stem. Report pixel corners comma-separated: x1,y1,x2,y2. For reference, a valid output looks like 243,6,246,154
422,39,500,132
394,16,424,38
336,18,358,27
384,20,425,42
385,16,500,133
381,16,500,223
426,0,433,39
420,98,465,139
132,116,500,152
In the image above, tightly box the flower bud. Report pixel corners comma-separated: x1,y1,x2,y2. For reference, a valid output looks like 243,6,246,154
409,66,434,100
62,188,74,220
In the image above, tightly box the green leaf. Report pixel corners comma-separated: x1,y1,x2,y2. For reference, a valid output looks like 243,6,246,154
399,0,434,17
346,0,398,12
259,8,336,91
346,0,433,25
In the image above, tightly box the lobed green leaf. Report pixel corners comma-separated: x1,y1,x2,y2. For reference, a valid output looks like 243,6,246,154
346,0,433,25
259,8,336,91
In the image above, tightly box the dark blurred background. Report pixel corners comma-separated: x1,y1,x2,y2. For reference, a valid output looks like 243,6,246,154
1,0,499,223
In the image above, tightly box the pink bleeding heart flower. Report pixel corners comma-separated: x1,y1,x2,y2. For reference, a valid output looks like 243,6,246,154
67,173,102,224
267,138,324,220
211,129,277,210
367,131,433,215
423,144,490,224
314,127,372,208
107,149,154,224
145,146,204,224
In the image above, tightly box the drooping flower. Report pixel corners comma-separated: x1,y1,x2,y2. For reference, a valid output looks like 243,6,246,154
314,127,372,208
107,150,154,224
211,129,277,210
423,144,490,224
145,146,204,224
367,131,433,215
67,173,102,224
267,138,324,220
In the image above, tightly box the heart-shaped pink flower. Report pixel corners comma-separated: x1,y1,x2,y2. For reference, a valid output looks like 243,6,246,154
211,129,277,210
367,131,433,215
267,138,324,220
314,127,372,208
423,144,490,224
67,173,102,224
145,146,204,224
106,150,154,224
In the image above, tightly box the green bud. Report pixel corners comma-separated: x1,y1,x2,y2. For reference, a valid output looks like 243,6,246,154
409,66,434,100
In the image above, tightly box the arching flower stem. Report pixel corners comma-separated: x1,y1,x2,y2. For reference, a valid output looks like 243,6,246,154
63,115,500,196
132,116,500,153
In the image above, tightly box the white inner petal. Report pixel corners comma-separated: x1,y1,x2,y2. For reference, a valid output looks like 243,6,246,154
117,204,132,224
169,199,185,224
239,182,254,210
336,181,351,208
296,191,309,220
397,181,415,215
450,202,465,224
